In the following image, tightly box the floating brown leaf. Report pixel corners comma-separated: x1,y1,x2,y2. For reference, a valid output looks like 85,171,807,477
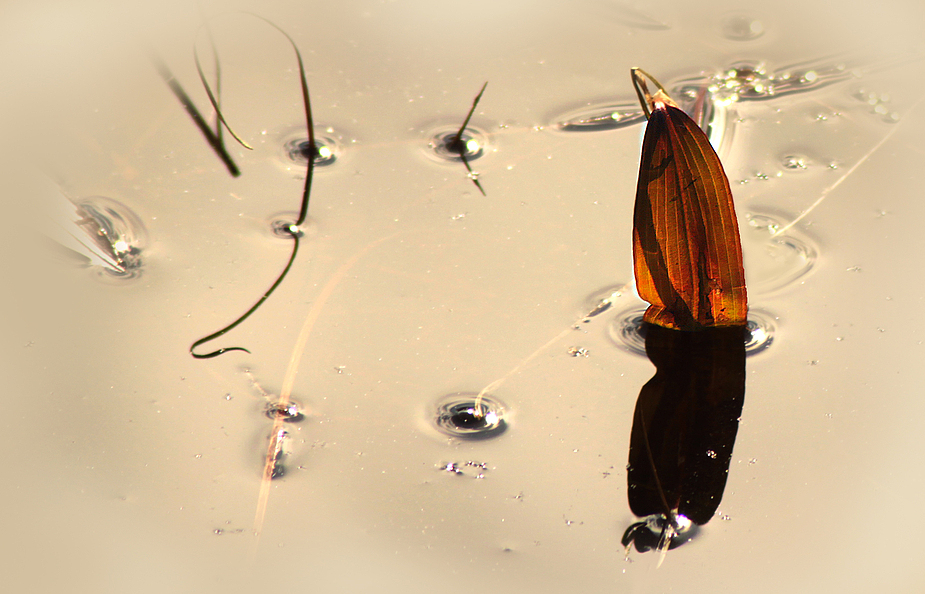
631,68,747,330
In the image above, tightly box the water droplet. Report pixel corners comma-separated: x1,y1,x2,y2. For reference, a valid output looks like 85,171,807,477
551,102,646,132
265,400,305,422
75,197,147,279
425,125,488,163
434,393,507,440
742,213,818,293
609,307,776,356
721,14,764,41
781,154,809,170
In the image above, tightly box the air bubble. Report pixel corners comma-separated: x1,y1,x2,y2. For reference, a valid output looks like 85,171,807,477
425,125,488,162
434,393,507,440
609,307,776,356
75,197,147,279
708,59,852,104
710,62,774,102
853,88,902,123
781,154,809,170
721,14,764,41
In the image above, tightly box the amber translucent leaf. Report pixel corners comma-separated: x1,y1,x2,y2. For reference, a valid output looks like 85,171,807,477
633,101,747,330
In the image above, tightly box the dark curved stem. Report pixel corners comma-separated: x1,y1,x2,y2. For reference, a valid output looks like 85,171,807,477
189,14,317,359
190,233,300,359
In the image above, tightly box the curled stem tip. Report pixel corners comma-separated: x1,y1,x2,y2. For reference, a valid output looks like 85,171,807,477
630,67,676,119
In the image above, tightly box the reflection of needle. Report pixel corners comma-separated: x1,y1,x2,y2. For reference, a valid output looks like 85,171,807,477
44,180,125,273
773,96,924,238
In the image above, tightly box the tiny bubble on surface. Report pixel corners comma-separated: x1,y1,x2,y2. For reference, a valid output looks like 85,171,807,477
567,346,589,357
721,14,765,41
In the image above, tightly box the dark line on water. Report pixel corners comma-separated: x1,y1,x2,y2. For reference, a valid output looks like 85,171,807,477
151,54,240,177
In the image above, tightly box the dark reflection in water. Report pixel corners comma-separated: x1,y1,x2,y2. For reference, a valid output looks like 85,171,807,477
623,323,747,554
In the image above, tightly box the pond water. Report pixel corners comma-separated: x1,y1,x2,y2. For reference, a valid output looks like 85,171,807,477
2,1,925,592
